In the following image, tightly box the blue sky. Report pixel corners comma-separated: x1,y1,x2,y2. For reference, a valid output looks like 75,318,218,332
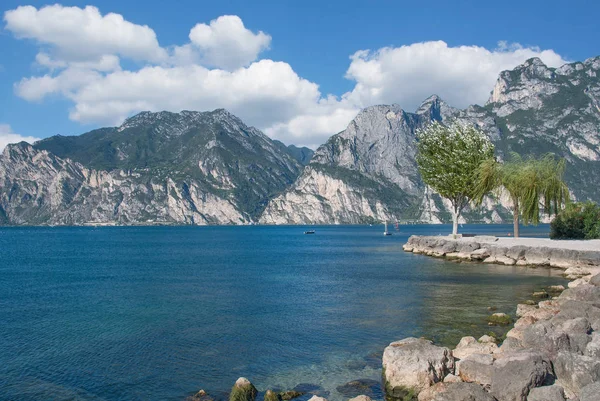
0,0,599,149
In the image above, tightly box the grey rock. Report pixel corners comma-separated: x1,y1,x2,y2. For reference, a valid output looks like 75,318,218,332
580,382,600,401
382,337,454,398
585,332,600,358
526,385,566,401
348,396,372,401
453,336,498,359
417,382,496,401
490,351,553,401
554,352,600,395
589,274,600,287
457,354,494,387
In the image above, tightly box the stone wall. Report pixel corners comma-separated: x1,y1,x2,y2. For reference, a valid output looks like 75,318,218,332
403,236,600,271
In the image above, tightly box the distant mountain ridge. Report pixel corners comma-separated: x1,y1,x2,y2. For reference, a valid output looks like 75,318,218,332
260,56,600,224
1,109,305,225
1,56,599,225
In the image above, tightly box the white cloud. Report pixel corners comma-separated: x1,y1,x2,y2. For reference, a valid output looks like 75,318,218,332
343,40,569,111
3,5,166,65
0,124,40,152
188,15,271,70
5,5,571,149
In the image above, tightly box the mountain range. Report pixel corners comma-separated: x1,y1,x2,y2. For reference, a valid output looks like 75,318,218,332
1,56,599,226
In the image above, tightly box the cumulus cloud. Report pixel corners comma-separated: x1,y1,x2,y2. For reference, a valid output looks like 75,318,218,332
0,124,40,152
3,4,166,65
343,40,569,111
4,4,571,148
188,15,271,70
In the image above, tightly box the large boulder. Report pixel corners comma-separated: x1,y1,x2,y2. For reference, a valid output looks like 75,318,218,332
417,382,495,401
383,338,454,400
590,273,600,287
457,353,494,388
489,351,553,401
526,385,565,401
229,378,258,401
452,336,498,359
553,352,600,395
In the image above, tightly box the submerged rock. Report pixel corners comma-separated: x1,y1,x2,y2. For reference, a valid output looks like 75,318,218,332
336,379,382,399
263,390,280,401
278,391,304,401
382,338,454,400
229,378,258,401
186,389,216,401
488,313,512,326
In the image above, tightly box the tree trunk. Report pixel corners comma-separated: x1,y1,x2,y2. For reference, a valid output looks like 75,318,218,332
512,198,520,238
452,208,459,237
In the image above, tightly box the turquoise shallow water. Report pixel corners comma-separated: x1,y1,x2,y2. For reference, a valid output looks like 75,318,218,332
0,224,567,401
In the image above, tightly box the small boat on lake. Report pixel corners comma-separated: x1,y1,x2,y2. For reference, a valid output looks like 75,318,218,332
383,221,392,236
304,230,316,234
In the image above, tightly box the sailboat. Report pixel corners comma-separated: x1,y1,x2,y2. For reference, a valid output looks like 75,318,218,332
383,221,393,236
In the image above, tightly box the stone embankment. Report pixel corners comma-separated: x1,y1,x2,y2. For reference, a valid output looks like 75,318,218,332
402,235,600,271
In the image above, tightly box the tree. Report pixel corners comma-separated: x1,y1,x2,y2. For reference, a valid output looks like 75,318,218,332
475,153,570,238
416,121,495,236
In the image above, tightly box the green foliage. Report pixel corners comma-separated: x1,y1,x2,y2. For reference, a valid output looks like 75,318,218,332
417,121,495,205
475,153,570,230
550,201,600,239
416,121,494,233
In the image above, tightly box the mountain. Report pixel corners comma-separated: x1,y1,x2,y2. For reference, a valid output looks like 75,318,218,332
273,141,314,166
0,110,303,225
260,56,600,224
2,56,599,226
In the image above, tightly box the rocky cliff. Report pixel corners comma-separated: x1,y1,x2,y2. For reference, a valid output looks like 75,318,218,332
0,110,304,225
260,56,600,225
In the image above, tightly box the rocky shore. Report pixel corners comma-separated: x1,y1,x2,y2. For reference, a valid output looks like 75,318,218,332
189,236,600,401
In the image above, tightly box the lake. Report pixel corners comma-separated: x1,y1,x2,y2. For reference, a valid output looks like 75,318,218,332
0,224,567,401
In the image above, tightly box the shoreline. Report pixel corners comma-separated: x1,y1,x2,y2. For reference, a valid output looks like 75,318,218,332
402,235,600,272
377,235,600,401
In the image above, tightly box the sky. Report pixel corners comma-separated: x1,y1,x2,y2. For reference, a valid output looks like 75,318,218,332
0,0,599,150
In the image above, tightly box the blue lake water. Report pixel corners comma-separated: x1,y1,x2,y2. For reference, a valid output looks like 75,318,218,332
0,225,567,401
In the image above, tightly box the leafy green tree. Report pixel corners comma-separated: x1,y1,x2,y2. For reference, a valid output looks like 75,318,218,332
416,121,495,236
476,153,569,238
550,201,600,239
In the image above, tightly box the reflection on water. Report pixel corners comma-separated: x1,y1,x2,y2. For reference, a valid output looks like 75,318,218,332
0,224,566,401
